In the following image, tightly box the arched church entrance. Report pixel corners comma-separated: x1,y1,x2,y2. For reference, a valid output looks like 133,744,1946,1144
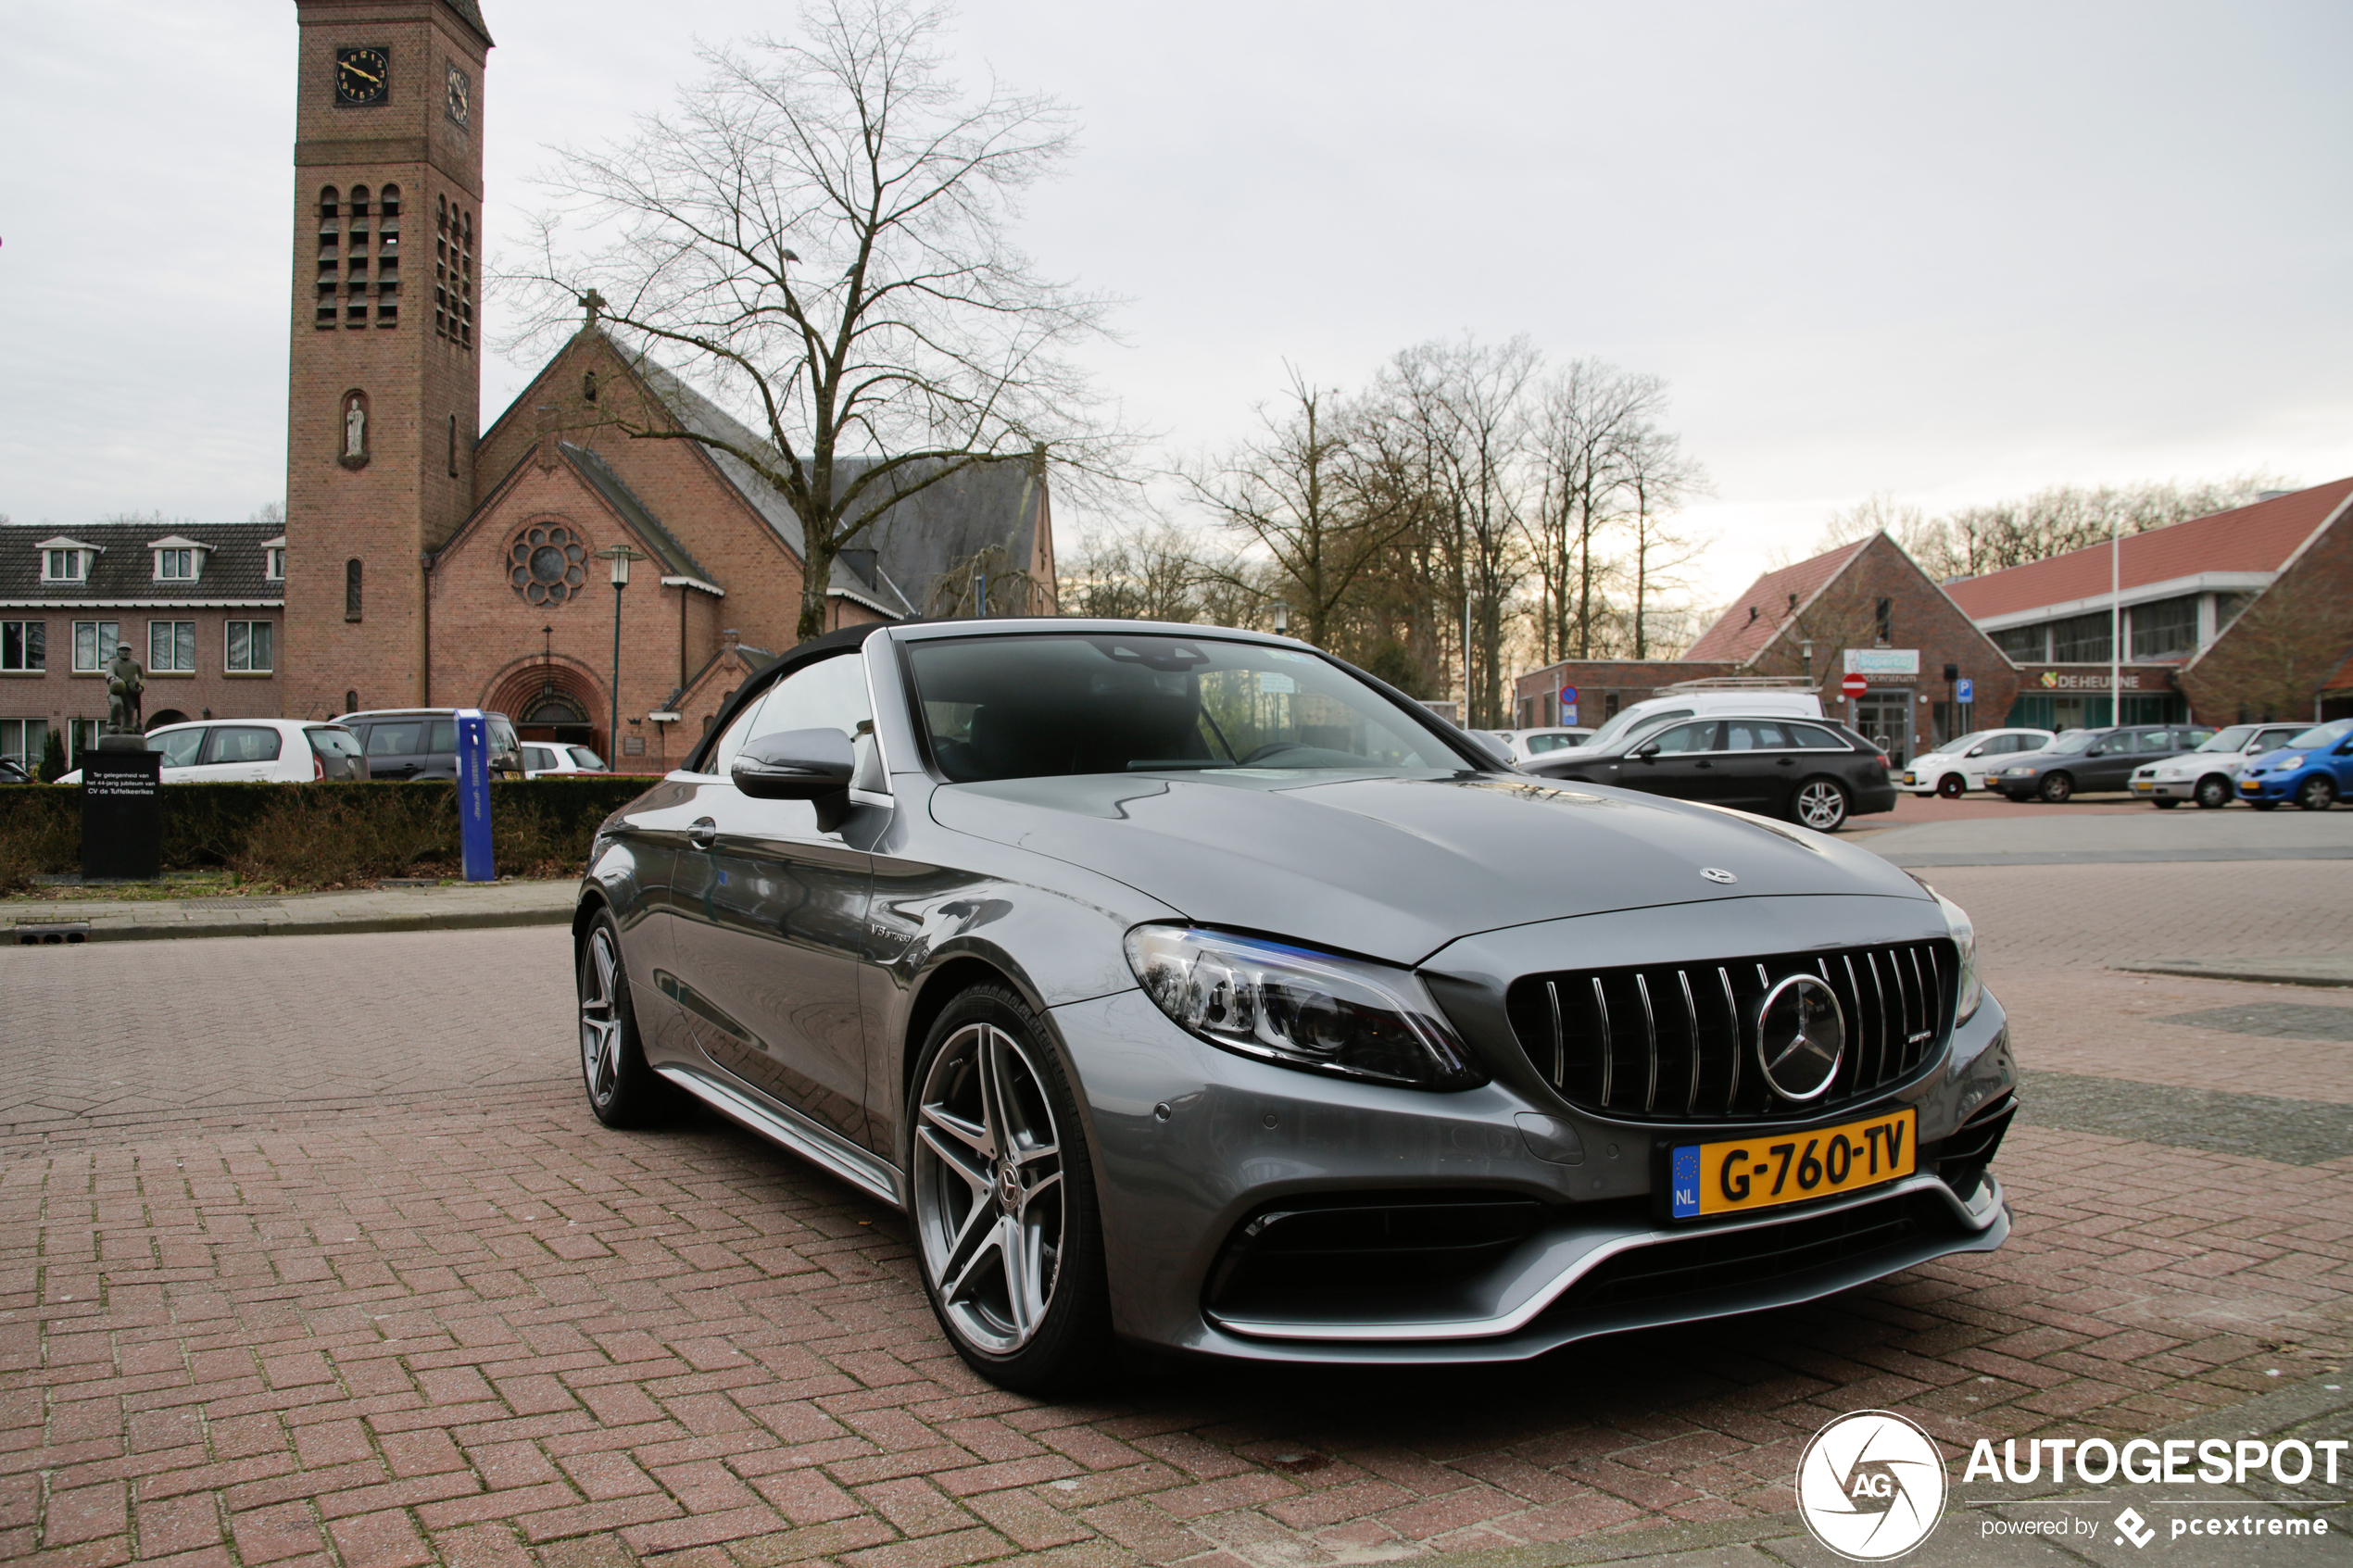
486,665,601,750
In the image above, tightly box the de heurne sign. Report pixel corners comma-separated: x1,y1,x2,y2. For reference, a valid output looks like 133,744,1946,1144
82,747,163,881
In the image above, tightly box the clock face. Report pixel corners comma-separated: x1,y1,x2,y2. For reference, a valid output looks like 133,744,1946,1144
445,63,471,129
335,46,390,107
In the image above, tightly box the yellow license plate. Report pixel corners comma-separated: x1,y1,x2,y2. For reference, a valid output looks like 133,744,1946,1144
2132,782,2154,793
1669,1109,1916,1219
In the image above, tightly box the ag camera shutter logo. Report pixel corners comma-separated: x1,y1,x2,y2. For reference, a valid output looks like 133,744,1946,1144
1797,1410,1949,1561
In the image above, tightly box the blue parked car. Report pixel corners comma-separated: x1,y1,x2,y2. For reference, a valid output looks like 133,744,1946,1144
2236,718,2353,810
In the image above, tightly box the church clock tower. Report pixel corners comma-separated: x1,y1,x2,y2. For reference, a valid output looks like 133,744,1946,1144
284,0,491,717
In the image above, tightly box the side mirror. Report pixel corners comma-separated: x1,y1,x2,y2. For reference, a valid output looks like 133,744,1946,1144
1632,739,1662,759
732,727,854,802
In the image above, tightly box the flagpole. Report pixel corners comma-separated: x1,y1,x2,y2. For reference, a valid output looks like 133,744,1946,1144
2109,513,2121,729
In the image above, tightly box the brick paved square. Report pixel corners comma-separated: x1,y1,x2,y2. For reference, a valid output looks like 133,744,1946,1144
2,866,2347,1566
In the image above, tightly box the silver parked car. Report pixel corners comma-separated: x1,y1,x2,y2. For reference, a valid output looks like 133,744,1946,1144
573,621,2016,1389
2129,723,2305,809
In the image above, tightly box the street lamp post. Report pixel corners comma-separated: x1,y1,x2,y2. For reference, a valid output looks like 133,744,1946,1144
1272,602,1290,636
594,546,648,766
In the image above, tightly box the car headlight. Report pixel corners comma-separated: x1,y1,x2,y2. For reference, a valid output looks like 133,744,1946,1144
1907,880,1983,1025
2003,766,2036,776
1125,924,1483,1089
2278,755,2304,770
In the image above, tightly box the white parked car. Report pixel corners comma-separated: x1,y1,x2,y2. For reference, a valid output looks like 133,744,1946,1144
522,742,610,778
1560,688,1824,757
2130,722,2306,809
1486,726,1594,763
1900,728,2057,797
58,720,367,784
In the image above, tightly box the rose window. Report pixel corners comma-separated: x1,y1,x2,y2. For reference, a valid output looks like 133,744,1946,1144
508,524,587,606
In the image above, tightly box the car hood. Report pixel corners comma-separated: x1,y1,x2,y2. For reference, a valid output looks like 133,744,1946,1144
927,770,1931,965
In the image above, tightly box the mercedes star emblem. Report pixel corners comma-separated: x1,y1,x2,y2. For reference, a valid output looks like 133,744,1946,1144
1755,974,1846,1100
1701,867,1738,884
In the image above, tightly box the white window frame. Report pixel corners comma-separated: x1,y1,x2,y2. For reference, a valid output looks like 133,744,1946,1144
43,549,86,583
0,620,44,672
72,621,122,672
225,620,275,673
148,620,197,673
155,548,196,582
0,719,44,769
264,546,287,581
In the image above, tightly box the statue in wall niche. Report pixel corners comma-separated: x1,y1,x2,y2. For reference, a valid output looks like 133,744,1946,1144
105,646,146,736
344,395,368,458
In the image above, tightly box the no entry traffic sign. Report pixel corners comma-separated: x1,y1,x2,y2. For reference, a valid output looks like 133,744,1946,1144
1840,673,1869,698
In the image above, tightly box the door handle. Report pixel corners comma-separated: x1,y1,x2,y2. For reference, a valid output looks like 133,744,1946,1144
1694,760,1713,769
1777,757,1794,766
687,818,718,850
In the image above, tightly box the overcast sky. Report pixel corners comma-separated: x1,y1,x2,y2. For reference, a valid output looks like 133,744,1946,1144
3,0,2347,605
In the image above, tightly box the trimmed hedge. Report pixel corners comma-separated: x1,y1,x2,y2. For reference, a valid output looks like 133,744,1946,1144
0,777,654,891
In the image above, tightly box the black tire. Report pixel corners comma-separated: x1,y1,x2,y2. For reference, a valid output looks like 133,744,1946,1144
576,907,675,1128
1935,773,1965,799
1792,777,1850,832
2152,797,2181,809
2194,776,2232,809
2037,771,2074,804
2296,775,2336,811
906,985,1114,1394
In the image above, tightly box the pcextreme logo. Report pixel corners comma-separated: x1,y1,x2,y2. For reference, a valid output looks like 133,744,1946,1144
1796,1411,1949,1561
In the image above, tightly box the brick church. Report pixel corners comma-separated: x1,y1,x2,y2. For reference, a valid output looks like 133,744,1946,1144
283,0,1054,770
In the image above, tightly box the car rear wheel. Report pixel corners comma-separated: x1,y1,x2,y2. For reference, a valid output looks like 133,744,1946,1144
2194,776,2232,809
910,986,1114,1393
2037,772,2074,803
2296,775,2336,811
1936,773,1965,798
577,909,673,1128
1793,778,1850,831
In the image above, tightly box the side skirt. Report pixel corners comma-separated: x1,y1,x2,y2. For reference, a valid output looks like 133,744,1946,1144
654,1063,907,1210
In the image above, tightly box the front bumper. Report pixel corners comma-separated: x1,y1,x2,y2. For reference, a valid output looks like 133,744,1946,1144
1054,897,2016,1362
2238,773,2298,802
2132,778,2189,799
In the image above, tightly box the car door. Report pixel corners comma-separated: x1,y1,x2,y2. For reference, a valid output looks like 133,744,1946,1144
416,718,459,779
1715,719,1793,811
205,725,285,782
669,651,875,1144
1618,721,1724,802
361,719,426,780
153,725,209,780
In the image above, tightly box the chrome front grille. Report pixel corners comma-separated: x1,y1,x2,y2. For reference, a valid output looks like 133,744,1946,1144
1504,940,1957,1123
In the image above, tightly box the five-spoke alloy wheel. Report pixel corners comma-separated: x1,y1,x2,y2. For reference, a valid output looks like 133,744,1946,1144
1793,778,1851,832
911,988,1111,1390
577,908,671,1127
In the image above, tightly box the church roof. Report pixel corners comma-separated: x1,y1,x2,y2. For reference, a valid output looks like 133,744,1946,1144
0,521,284,606
1683,538,1871,664
439,0,494,47
557,443,714,587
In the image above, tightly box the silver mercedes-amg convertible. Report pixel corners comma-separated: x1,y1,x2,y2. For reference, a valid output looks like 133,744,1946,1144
573,620,2017,1390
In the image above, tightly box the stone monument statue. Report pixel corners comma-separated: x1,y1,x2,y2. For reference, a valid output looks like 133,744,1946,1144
344,395,368,459
105,646,146,736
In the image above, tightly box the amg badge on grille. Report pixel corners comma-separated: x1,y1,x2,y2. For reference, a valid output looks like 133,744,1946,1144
1701,867,1737,884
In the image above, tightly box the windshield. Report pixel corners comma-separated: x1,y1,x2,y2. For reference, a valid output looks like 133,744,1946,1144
1935,731,1993,757
2197,725,2258,753
1580,706,1687,751
2285,718,2353,750
2045,732,2099,755
904,633,1464,783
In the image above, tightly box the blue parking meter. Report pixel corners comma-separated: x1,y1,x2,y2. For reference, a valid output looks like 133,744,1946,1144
455,709,495,883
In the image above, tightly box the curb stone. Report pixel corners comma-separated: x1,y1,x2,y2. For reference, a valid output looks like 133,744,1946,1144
3,880,576,942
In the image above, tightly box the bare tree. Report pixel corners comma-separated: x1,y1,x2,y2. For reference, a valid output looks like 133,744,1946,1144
1179,369,1404,649
1526,361,1668,661
1059,517,1226,621
512,0,1123,643
1894,473,2292,581
1621,426,1709,659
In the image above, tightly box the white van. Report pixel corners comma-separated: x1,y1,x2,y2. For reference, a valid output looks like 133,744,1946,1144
1567,688,1824,756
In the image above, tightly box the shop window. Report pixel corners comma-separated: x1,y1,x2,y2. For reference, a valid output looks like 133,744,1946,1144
1992,623,2044,662
2129,596,2198,659
2046,611,2112,664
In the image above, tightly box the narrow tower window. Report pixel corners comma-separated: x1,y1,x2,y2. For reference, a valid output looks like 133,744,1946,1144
374,183,400,327
316,186,341,328
458,210,474,349
434,195,450,338
447,413,459,477
345,185,371,327
345,558,363,622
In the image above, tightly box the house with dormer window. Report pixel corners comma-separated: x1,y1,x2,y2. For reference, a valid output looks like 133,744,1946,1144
0,521,284,771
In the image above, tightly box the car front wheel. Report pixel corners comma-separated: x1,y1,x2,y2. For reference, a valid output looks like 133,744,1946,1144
910,985,1114,1393
2038,772,2074,803
1793,778,1851,831
2194,776,2232,809
2296,775,2336,811
1936,773,1965,798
